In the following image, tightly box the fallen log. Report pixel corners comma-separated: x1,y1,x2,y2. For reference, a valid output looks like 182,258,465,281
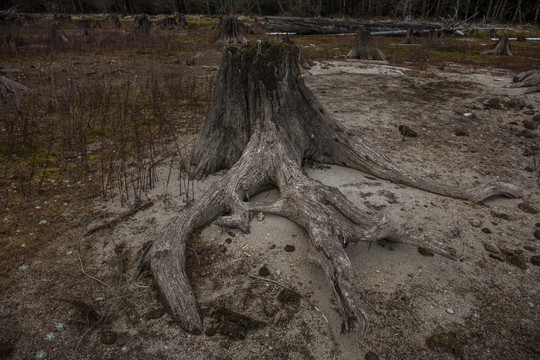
255,16,441,35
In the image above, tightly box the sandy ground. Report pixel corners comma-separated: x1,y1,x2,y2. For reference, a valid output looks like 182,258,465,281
2,59,539,359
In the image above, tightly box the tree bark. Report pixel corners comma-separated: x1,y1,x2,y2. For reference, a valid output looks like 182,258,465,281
346,30,386,60
146,42,521,340
482,34,512,56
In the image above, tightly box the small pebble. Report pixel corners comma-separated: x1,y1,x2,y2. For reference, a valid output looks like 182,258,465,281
284,245,295,252
446,308,455,314
258,266,270,276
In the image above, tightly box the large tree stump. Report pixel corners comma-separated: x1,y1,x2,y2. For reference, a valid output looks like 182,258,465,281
346,30,386,60
130,14,151,35
482,34,512,56
144,42,520,340
214,17,248,45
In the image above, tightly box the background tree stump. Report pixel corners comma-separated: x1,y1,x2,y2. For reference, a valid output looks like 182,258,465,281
482,34,512,56
130,14,151,35
214,17,248,45
346,30,386,60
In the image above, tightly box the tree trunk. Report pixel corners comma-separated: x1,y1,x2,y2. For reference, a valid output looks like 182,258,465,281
482,34,512,56
346,30,386,60
146,42,521,340
214,17,248,45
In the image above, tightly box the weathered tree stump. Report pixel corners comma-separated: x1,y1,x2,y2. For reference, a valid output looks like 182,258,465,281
426,29,439,46
177,13,189,28
403,27,419,44
144,42,520,340
130,14,151,35
76,19,92,36
47,24,68,43
482,34,512,56
347,30,386,60
215,17,248,45
111,15,121,28
54,14,72,24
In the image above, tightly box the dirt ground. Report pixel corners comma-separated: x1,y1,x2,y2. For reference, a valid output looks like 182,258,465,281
2,53,540,359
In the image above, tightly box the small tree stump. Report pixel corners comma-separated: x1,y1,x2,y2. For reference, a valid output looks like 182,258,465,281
403,27,419,44
54,14,72,24
130,14,151,35
177,14,189,28
76,19,92,36
155,16,187,30
47,24,68,43
426,29,439,46
346,30,386,60
482,34,512,56
215,17,248,45
113,15,121,28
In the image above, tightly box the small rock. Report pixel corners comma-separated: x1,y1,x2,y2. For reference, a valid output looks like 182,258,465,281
517,129,538,139
446,308,455,314
534,229,540,240
258,266,270,276
524,245,536,252
219,245,227,253
0,342,13,358
426,332,464,358
484,98,504,110
523,120,539,130
145,308,165,320
100,329,117,345
365,351,379,360
482,227,492,234
470,220,482,227
523,109,535,115
506,254,527,270
531,256,540,266
225,238,232,244
284,245,295,252
455,128,470,137
418,247,434,256
524,166,534,172
205,327,217,336
491,210,509,220
518,202,539,214
277,289,301,305
269,244,276,249
227,231,236,237
489,253,505,262
483,243,499,253
398,124,418,137
514,249,523,255
506,97,527,109
256,212,265,221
